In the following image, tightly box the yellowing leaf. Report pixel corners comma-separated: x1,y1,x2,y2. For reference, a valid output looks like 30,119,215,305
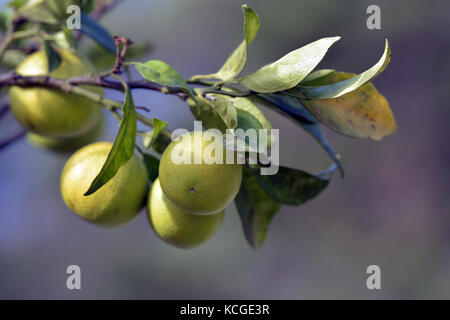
301,72,397,140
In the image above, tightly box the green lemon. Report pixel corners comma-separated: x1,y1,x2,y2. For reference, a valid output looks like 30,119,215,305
159,131,242,215
148,178,224,249
27,114,103,152
60,142,149,227
8,49,102,138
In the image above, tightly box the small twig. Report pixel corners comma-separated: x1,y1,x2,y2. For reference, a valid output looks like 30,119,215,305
111,36,133,74
135,106,151,112
202,88,255,98
0,16,27,60
0,130,26,151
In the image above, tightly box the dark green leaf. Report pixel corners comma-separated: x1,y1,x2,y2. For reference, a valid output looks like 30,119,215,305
256,93,344,175
295,40,391,99
249,163,337,205
240,37,340,93
141,152,160,183
80,12,115,52
133,60,191,92
43,41,62,73
84,88,137,195
235,166,281,248
142,118,168,149
236,108,263,132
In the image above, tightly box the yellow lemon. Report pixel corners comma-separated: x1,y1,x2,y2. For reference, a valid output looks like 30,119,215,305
8,49,101,138
60,142,148,227
159,131,242,215
148,178,224,249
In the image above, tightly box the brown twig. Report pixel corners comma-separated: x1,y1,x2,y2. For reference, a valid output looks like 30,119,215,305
111,36,133,74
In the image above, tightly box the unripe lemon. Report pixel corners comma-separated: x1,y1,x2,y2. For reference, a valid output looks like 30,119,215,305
148,178,224,249
8,49,101,138
159,131,242,215
27,114,103,152
60,142,148,227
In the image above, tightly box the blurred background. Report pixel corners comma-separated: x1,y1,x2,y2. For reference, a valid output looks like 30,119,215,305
1,0,450,299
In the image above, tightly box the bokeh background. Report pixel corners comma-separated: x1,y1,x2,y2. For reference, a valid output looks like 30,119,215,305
1,0,450,299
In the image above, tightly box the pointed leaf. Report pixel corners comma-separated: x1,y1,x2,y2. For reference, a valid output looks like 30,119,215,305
300,72,397,140
141,153,160,182
214,4,260,81
43,41,61,73
84,88,137,195
240,37,341,93
295,40,391,99
133,60,191,92
235,167,281,248
249,163,337,205
191,95,238,133
80,12,115,52
142,118,168,149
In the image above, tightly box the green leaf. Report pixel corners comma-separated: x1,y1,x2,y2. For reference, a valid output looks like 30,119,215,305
80,12,116,52
141,152,160,183
190,95,237,133
222,108,264,154
8,0,29,9
235,166,281,248
133,60,191,92
239,36,341,93
43,41,62,73
84,88,137,195
214,4,260,81
142,118,168,149
0,8,14,31
236,108,263,132
295,40,391,99
249,163,337,205
299,72,397,140
300,69,335,85
256,93,344,175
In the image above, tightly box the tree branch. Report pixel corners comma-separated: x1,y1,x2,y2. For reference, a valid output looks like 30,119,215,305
0,129,26,151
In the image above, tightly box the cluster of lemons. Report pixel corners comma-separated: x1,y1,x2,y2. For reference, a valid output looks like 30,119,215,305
9,49,243,249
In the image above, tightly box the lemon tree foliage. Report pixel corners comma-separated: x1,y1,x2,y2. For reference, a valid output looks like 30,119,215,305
85,88,136,195
0,2,397,249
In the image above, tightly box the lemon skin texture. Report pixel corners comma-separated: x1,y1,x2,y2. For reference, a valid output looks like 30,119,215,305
61,142,149,227
27,114,103,153
8,49,102,138
159,131,243,215
148,179,224,249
